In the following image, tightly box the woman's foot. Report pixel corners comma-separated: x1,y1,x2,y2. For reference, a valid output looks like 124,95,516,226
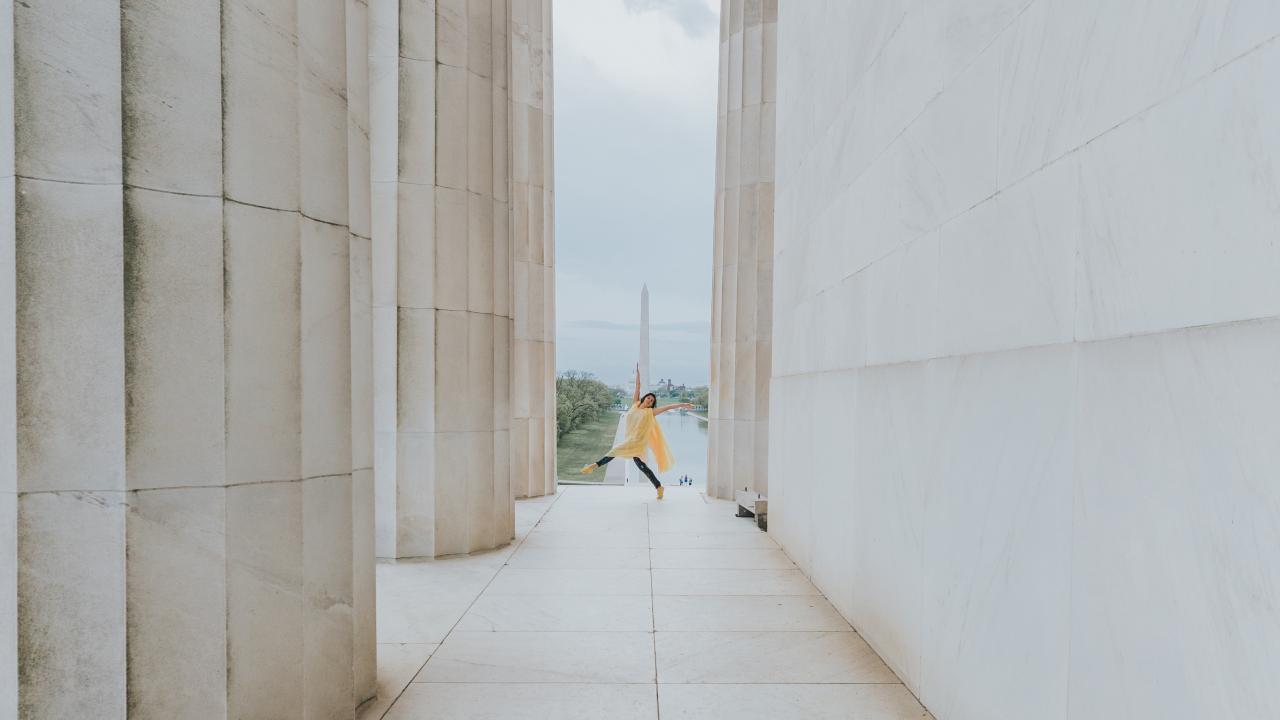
580,463,598,474
656,485,665,500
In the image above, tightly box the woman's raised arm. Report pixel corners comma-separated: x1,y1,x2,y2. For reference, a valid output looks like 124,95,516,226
632,363,641,403
653,402,694,416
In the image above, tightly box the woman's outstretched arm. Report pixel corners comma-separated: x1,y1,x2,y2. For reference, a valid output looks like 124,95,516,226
653,402,694,416
632,363,641,404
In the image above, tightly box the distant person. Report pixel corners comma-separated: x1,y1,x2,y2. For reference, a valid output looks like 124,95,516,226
581,363,693,499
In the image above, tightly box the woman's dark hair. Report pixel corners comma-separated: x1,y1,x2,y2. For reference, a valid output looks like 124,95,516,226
640,392,658,406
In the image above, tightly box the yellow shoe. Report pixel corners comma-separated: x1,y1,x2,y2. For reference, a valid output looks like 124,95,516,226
657,486,665,500
580,463,598,474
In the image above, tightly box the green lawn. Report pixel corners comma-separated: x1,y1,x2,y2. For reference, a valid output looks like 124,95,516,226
556,410,620,483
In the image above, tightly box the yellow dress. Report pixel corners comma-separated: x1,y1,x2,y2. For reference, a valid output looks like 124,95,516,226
607,403,674,473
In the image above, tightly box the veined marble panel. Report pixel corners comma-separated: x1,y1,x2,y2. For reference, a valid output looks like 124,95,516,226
850,362,933,689
1075,40,1280,341
936,156,1080,358
919,346,1074,720
1071,321,1280,718
771,5,1280,717
997,0,1229,186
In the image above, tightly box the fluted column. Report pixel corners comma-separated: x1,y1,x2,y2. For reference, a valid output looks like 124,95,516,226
708,0,775,499
510,0,556,499
0,1,15,714
14,1,127,715
373,0,550,558
346,0,377,703
6,1,367,716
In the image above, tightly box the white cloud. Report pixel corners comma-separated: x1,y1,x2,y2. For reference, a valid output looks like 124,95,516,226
555,0,719,118
553,0,718,386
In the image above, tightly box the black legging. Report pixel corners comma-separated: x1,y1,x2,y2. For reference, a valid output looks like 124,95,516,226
595,456,662,488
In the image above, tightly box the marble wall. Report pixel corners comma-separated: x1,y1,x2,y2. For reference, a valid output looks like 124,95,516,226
768,2,1280,719
707,0,775,500
371,0,556,559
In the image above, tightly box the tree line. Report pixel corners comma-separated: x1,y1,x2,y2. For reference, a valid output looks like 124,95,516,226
555,371,618,440
556,371,712,441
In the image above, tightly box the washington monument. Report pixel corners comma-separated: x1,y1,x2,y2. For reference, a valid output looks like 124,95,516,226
638,283,650,393
607,284,651,484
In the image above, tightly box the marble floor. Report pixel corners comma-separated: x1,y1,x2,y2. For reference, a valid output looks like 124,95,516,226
361,485,934,719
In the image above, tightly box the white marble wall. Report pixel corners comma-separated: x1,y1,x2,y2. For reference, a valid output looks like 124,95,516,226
372,0,556,556
708,0,775,500
2,0,373,716
769,2,1280,719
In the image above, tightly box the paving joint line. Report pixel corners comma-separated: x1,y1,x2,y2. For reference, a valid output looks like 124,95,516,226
374,488,568,719
647,501,661,719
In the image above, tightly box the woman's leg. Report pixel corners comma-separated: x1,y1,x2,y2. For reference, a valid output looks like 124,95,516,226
581,455,615,474
632,457,661,489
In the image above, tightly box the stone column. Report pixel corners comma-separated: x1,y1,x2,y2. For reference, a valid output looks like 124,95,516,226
708,0,776,500
14,1,127,715
511,0,556,499
0,1,15,714
6,0,368,716
346,0,377,703
123,0,225,715
374,0,556,557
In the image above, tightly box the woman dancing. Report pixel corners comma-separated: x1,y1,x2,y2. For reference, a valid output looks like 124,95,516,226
581,364,693,499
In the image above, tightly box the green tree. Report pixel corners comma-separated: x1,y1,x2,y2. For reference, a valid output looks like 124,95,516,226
691,386,708,410
555,371,616,440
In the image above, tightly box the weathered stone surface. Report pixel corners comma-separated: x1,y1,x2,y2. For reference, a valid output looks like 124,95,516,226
13,0,121,183
126,487,226,720
226,480,304,718
3,0,558,714
15,180,124,494
0,489,14,719
7,0,369,716
224,203,301,486
222,0,298,211
121,0,221,195
18,491,127,719
302,217,353,480
351,468,376,701
373,0,556,556
509,0,556,501
123,188,224,491
303,474,354,720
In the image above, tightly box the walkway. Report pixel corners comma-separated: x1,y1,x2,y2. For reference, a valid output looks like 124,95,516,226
361,485,933,719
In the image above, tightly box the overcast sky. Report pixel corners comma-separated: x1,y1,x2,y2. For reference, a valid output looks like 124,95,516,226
553,0,720,388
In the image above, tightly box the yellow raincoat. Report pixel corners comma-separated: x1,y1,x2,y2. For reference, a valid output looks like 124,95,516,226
607,402,674,473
